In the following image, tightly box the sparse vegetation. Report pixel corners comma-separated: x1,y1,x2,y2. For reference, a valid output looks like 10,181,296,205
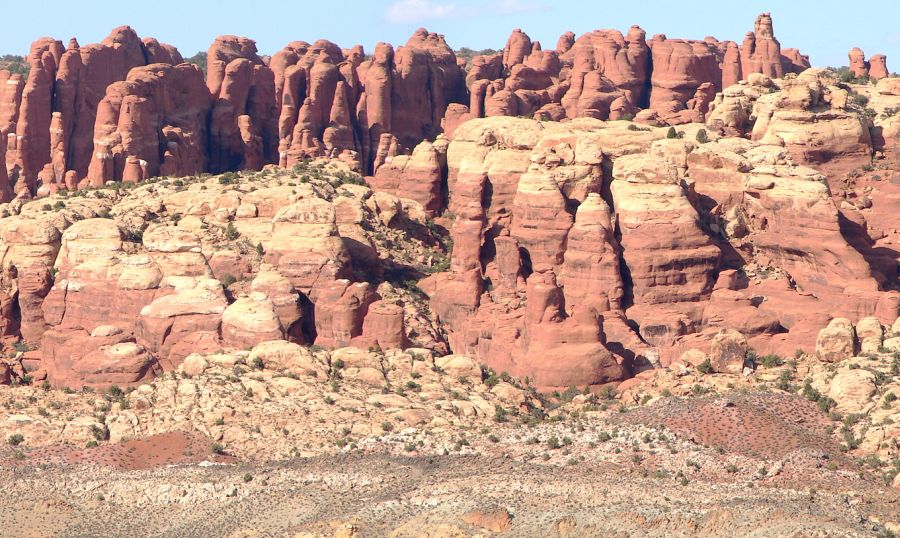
696,359,713,375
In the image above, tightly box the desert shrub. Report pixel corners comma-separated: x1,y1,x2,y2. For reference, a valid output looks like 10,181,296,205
850,93,870,107
697,359,713,374
758,354,784,368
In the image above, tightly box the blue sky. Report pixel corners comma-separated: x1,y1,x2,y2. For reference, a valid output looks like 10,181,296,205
2,1,898,69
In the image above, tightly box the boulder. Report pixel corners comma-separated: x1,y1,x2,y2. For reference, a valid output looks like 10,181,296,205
73,342,160,389
221,292,283,349
247,340,324,376
815,318,857,362
709,329,748,374
828,368,877,414
136,279,227,370
855,317,883,354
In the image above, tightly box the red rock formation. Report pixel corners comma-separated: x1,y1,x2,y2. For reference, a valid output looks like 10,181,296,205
559,193,624,311
273,29,466,173
391,29,466,150
440,12,807,129
17,262,52,343
520,270,626,389
610,154,721,345
848,47,890,80
868,54,888,80
740,13,784,79
0,132,11,202
721,41,742,89
780,49,810,74
849,47,869,78
12,44,58,193
503,29,533,70
313,280,375,348
4,27,184,194
510,169,573,272
143,37,183,65
207,36,277,173
87,63,212,184
369,140,444,216
648,36,720,122
356,300,407,350
556,32,575,55
0,71,24,136
43,326,160,389
0,13,816,196
751,68,873,176
69,28,173,181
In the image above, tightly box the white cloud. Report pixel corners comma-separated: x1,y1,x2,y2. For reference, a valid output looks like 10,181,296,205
494,0,544,15
385,0,461,24
384,0,546,24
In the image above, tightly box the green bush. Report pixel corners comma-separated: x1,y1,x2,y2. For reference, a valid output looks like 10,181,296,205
758,354,784,368
850,93,870,107
697,359,713,374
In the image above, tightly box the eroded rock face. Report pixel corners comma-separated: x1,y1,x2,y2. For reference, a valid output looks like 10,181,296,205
0,15,896,395
275,29,465,174
368,140,444,216
7,28,182,196
3,26,467,193
740,13,784,80
2,13,812,199
816,318,857,362
206,36,277,173
647,36,720,124
444,13,808,132
87,63,212,185
707,68,877,177
709,329,748,374
222,292,283,349
427,115,896,388
868,54,888,80
0,166,447,388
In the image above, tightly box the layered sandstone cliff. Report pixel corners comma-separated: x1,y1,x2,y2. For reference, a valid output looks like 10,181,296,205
0,14,812,200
